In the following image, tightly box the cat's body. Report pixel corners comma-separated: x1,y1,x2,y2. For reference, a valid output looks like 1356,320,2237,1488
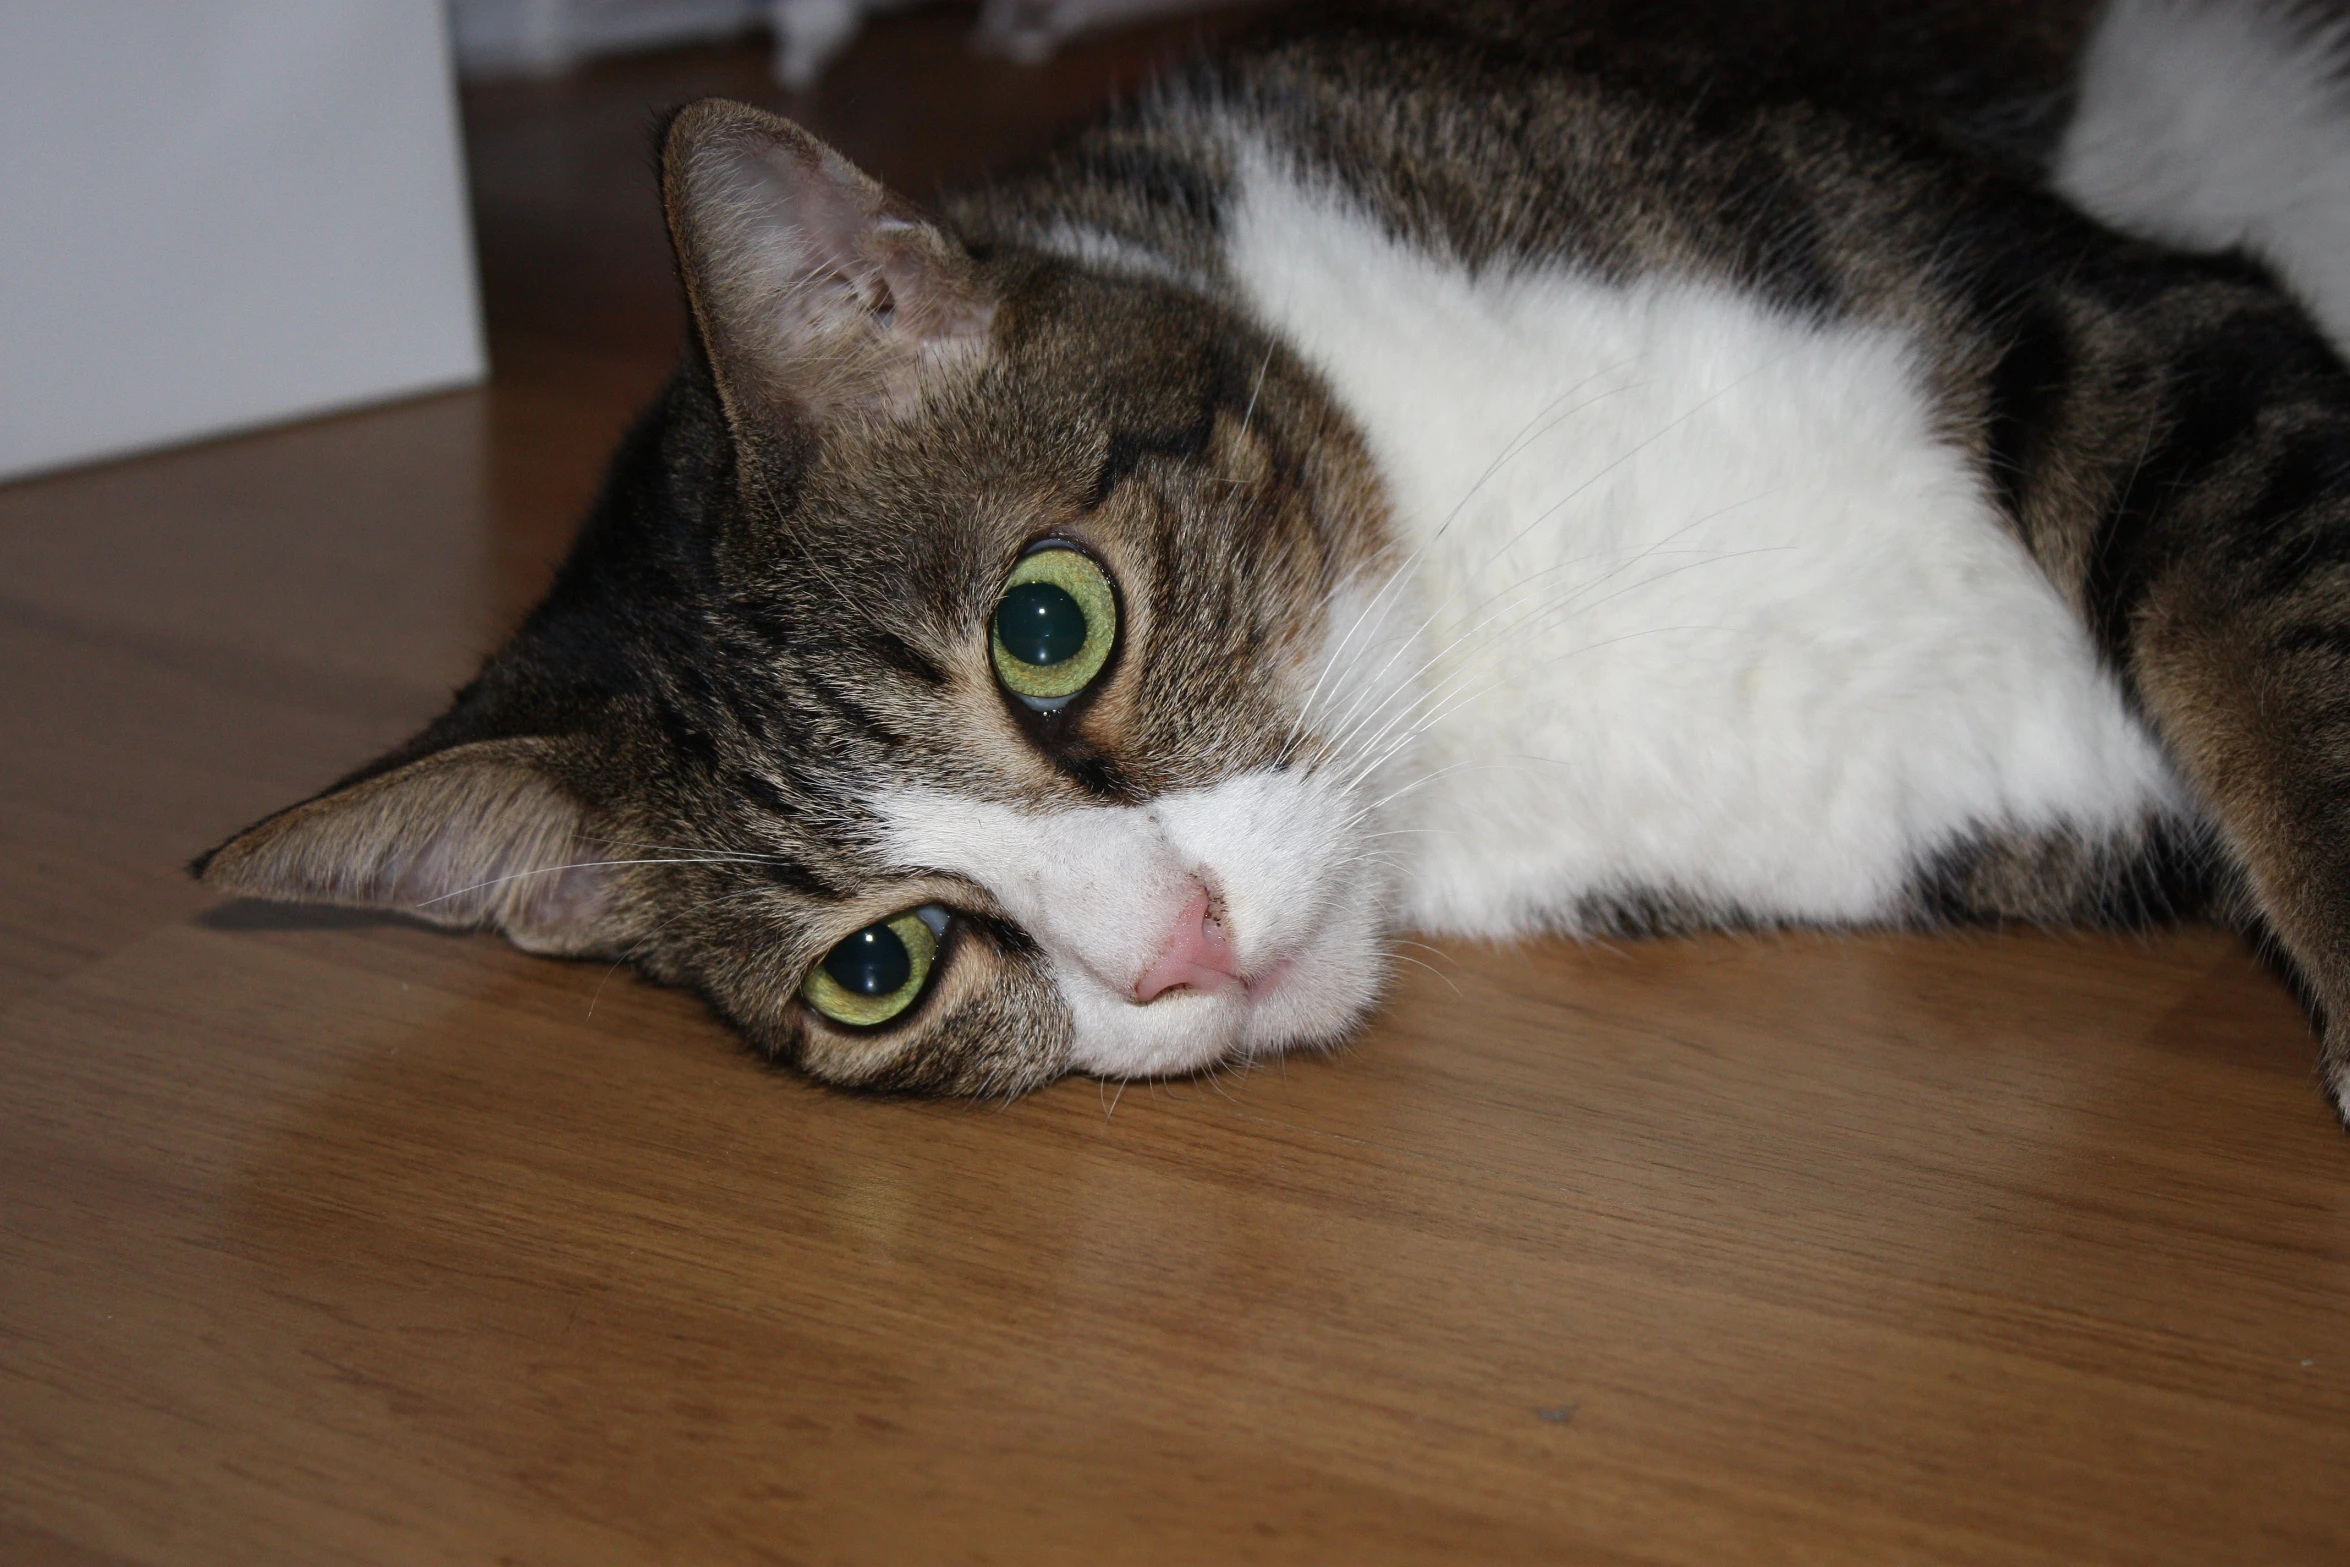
1218,150,2185,941
200,0,2350,1118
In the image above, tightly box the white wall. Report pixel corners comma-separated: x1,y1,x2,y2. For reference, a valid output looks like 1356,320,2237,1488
0,2,486,482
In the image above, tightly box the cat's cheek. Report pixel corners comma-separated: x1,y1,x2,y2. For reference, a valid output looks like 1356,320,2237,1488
1288,570,1426,778
1234,891,1394,1058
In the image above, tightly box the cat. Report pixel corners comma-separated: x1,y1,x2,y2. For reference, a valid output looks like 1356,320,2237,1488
196,0,2350,1116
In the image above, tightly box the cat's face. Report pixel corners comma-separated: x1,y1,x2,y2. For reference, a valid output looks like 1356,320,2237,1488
595,256,1412,1093
196,103,1415,1094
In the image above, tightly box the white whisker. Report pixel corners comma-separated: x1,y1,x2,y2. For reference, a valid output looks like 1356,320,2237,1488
413,855,794,910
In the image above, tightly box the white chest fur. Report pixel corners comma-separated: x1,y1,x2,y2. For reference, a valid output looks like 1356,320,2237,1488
1223,155,2185,935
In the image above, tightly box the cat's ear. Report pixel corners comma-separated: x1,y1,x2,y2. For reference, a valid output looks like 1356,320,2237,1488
661,99,996,440
191,738,622,957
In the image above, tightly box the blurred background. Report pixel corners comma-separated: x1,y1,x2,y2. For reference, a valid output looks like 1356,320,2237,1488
0,0,1259,486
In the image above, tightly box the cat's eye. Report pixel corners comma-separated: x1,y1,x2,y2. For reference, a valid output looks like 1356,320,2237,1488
802,907,945,1028
991,546,1117,708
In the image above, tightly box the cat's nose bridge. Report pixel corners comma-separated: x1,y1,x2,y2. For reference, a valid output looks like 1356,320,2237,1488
1146,772,1337,966
1010,804,1214,999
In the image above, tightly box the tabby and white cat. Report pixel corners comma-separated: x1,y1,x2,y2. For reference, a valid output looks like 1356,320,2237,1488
199,0,2350,1114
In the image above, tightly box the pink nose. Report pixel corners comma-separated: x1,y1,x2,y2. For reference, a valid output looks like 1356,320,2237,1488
1132,884,1241,1002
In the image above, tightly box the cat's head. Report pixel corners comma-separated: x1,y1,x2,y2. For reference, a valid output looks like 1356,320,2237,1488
195,101,1416,1094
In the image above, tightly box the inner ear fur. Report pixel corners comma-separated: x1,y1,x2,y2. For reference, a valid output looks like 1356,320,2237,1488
661,99,996,441
191,738,621,957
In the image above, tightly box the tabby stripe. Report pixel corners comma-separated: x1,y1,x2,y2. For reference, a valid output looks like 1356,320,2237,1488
2083,310,2315,665
1980,301,2073,536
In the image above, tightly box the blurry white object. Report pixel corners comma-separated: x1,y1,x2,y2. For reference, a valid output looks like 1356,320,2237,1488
769,0,916,88
445,0,1229,89
770,0,1229,87
452,0,763,77
969,0,1223,65
0,2,486,481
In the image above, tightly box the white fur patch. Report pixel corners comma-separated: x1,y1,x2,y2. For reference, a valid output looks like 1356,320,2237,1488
2056,0,2350,352
872,771,1391,1077
1223,151,2186,935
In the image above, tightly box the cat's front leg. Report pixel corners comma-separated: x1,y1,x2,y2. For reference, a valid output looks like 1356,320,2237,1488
2128,542,2350,1120
2063,290,2350,1123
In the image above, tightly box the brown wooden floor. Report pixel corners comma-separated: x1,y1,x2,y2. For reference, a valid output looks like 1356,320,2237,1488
6,13,2349,1565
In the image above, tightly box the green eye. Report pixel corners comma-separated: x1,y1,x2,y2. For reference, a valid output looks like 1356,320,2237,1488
802,908,942,1027
991,546,1118,706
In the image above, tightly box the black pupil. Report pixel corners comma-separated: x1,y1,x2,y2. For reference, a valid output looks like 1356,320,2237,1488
823,923,911,997
996,581,1088,667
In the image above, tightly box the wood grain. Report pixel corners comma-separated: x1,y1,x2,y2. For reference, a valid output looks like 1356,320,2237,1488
3,13,2346,1564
